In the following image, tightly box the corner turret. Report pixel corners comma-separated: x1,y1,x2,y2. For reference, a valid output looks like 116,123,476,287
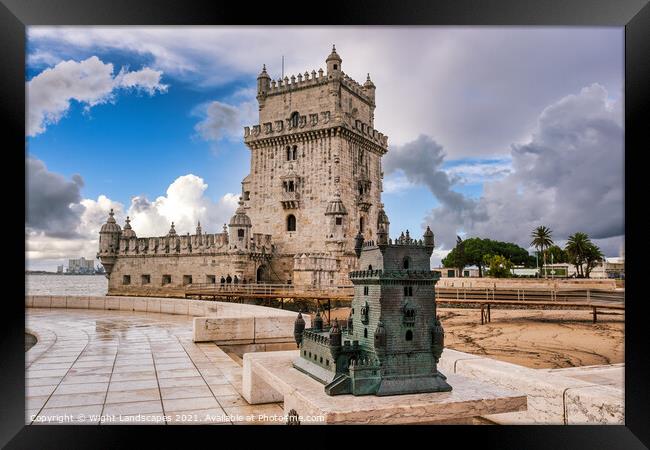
228,197,252,250
326,45,342,78
363,73,376,104
97,209,121,277
256,64,271,106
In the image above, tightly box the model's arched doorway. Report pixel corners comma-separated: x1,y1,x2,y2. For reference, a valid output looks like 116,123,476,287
256,265,269,283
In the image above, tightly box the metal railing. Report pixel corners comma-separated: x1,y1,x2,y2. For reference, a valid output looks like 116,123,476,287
185,282,354,300
435,287,624,306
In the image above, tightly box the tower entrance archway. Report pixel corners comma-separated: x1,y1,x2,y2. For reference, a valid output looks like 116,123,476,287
257,264,269,283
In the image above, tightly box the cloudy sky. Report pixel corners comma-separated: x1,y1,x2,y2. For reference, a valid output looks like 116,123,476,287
25,27,624,270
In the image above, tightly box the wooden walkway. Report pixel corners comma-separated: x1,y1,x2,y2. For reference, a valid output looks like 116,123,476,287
184,283,624,324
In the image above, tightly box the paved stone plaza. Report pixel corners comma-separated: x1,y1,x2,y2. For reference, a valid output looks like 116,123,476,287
26,308,284,425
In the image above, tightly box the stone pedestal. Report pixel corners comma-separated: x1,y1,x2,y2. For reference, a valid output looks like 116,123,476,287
243,350,527,424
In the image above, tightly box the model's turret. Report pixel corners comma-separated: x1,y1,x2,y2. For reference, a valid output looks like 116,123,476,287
423,225,435,255
294,312,306,348
329,318,341,347
313,308,323,332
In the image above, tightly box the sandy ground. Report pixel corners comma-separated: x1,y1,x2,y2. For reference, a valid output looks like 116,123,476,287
328,307,624,369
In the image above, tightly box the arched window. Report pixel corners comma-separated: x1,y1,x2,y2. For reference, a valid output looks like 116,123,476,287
364,328,368,338
237,229,244,238
360,217,364,233
405,330,413,341
292,145,298,160
286,146,291,161
402,257,410,269
287,214,296,232
290,111,299,128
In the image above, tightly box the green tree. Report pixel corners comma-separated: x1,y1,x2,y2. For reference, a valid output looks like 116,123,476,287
483,254,513,278
547,245,569,264
583,242,604,278
531,226,554,278
566,232,590,278
443,237,535,277
452,236,466,277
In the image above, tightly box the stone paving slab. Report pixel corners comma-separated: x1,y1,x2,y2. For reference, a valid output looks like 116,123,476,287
25,308,287,425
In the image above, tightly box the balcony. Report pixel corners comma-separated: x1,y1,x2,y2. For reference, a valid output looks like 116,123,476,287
281,191,300,209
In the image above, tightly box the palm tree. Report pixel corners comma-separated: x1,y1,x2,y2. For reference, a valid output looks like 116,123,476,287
531,226,554,278
583,242,605,278
565,232,590,277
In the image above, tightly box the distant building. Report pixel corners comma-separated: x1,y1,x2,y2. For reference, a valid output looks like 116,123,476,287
511,267,539,277
590,257,624,279
432,267,479,278
56,265,64,274
67,257,96,275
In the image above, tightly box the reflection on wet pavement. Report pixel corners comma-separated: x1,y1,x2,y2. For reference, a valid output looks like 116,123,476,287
26,308,284,425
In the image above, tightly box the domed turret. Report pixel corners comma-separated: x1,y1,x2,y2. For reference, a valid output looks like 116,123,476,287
229,197,252,249
167,222,177,237
313,307,323,332
229,198,252,228
97,209,122,277
363,73,376,103
257,64,271,102
294,312,306,348
122,216,136,239
99,208,121,235
329,318,341,348
326,44,342,77
363,73,375,89
423,225,434,255
325,191,348,216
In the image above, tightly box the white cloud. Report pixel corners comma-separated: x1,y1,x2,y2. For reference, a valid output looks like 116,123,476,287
27,56,168,137
423,83,623,255
127,174,239,236
444,159,512,185
28,27,622,156
27,173,238,270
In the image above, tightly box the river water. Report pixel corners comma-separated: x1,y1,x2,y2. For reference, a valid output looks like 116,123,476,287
26,274,108,296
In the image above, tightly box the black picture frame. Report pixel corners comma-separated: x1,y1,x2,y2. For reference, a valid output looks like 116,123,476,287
4,0,648,447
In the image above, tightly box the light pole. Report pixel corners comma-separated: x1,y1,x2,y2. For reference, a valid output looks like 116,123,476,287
551,253,554,279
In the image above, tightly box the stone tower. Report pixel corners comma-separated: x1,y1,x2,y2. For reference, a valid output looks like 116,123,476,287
243,46,389,285
293,227,452,396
